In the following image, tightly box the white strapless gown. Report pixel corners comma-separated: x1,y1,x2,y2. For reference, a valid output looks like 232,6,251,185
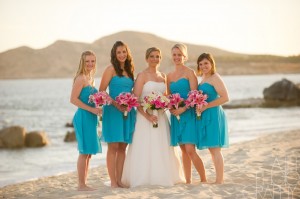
121,81,184,187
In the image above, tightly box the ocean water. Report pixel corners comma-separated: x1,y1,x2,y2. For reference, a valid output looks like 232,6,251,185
0,74,300,187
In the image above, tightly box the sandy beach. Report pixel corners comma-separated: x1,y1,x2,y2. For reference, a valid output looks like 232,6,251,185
1,129,299,199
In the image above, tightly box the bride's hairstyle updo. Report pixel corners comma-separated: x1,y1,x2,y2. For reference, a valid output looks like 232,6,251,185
145,47,162,59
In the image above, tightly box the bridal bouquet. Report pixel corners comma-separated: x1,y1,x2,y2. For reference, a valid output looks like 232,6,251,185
115,92,139,119
142,92,169,128
185,90,208,119
89,91,112,121
167,93,185,121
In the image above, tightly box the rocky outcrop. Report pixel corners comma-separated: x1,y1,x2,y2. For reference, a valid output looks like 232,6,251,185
223,79,300,109
263,78,300,107
0,126,49,149
223,98,264,109
64,131,76,142
0,126,26,148
25,131,49,147
65,122,74,128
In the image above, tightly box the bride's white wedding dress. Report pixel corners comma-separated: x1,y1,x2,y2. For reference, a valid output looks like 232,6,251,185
121,81,184,187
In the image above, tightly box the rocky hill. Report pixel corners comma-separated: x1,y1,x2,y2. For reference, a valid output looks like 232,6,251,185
0,31,299,79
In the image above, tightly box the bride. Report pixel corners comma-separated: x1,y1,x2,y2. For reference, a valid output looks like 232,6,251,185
121,47,184,187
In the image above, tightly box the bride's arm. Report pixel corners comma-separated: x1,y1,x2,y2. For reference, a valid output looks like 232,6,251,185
133,73,157,123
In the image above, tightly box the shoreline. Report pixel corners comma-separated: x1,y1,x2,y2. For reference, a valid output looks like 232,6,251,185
1,129,300,198
0,127,295,188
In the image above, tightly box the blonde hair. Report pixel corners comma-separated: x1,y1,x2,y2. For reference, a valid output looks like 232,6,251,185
172,43,188,60
145,47,161,59
73,50,96,84
197,53,216,76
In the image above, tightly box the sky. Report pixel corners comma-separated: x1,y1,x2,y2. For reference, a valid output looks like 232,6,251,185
0,0,300,56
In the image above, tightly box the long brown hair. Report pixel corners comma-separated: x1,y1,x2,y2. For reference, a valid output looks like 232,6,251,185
110,41,134,80
197,53,216,76
73,50,96,84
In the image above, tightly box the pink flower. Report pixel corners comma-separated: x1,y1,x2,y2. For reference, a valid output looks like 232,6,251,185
115,92,139,119
89,91,112,121
185,90,208,119
89,91,112,107
168,93,185,109
142,92,169,111
167,93,185,121
142,92,169,127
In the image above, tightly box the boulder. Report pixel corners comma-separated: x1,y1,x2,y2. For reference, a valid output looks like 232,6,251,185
25,131,49,147
263,78,300,107
64,131,76,142
0,126,26,148
223,98,264,109
65,122,74,127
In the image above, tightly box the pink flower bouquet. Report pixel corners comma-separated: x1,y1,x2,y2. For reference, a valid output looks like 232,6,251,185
185,90,208,119
141,92,169,128
115,92,139,119
167,93,185,121
89,91,112,121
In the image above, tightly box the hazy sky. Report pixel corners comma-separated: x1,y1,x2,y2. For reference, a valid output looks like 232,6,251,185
0,0,299,56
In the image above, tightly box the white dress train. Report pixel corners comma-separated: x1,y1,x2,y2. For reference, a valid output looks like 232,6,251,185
121,81,184,187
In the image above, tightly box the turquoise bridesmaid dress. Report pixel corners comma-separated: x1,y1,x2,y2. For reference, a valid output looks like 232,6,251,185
169,78,197,146
196,83,229,149
102,76,136,143
73,85,102,154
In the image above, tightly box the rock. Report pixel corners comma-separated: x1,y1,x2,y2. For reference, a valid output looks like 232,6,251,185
25,131,49,147
65,122,74,127
64,131,76,142
263,78,300,107
223,98,264,109
0,126,26,148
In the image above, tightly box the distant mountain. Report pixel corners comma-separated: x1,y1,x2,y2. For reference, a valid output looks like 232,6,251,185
0,31,299,79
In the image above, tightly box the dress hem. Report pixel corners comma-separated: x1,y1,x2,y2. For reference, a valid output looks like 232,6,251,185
78,150,102,155
197,144,229,150
171,141,198,147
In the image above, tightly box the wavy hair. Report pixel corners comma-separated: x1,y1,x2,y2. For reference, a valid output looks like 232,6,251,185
73,50,96,84
110,41,134,80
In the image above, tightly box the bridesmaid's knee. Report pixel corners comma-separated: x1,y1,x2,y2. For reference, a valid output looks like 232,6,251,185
209,148,221,157
118,143,127,152
118,146,127,153
185,144,195,152
108,143,119,152
186,150,197,158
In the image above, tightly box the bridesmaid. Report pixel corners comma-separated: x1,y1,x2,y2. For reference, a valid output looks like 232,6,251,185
167,43,207,184
70,50,102,191
196,53,229,184
99,41,136,188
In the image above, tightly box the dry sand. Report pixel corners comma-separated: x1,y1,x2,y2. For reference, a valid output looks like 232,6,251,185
1,130,300,199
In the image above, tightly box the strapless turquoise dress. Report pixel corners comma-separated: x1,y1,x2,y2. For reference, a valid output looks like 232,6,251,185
169,78,197,146
196,83,229,149
73,86,102,154
102,76,136,143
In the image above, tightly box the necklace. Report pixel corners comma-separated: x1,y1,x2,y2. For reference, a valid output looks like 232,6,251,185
85,74,93,84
